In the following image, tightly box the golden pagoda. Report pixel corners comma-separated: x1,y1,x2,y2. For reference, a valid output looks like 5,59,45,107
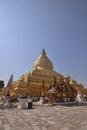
11,49,77,99
13,48,62,96
2,49,86,102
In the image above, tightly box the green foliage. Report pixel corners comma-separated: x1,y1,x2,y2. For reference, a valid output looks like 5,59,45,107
0,80,5,90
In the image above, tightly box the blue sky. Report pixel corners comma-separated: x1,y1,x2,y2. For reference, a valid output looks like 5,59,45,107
0,0,87,87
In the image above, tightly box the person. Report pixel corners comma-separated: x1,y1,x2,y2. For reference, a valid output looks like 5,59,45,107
27,96,33,109
3,91,13,108
0,95,5,108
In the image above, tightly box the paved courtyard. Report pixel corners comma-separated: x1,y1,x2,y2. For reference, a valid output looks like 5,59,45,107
0,103,87,130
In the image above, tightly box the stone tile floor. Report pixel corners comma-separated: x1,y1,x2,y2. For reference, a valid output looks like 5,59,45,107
0,102,87,130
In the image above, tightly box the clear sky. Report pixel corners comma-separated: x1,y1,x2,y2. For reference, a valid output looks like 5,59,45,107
0,0,87,87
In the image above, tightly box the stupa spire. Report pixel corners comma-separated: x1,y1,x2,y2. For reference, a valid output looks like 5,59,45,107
33,49,54,70
7,74,13,86
42,48,46,55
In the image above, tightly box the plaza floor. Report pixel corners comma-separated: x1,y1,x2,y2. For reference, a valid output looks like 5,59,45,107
0,102,87,130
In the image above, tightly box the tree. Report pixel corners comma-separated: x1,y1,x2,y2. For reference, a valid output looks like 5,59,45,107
0,80,5,90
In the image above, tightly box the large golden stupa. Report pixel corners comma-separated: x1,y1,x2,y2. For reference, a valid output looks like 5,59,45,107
10,49,77,97
13,49,63,96
1,49,87,101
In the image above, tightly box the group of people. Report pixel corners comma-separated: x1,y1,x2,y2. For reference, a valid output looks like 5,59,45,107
0,92,13,108
0,92,33,109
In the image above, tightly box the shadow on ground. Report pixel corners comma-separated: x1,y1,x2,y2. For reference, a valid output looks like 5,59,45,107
59,102,87,107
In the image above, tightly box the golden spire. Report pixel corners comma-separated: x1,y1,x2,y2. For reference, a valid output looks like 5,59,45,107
42,48,46,55
33,49,54,70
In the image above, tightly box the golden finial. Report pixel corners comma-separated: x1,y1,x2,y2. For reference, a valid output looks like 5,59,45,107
42,48,46,54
